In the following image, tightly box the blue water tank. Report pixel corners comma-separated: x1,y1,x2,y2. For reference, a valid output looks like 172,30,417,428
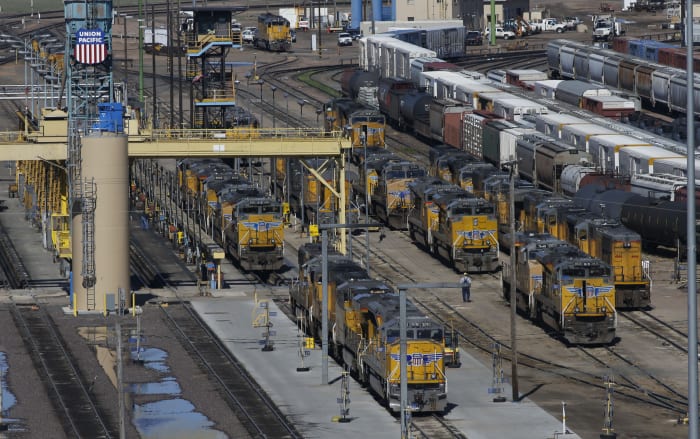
96,102,124,132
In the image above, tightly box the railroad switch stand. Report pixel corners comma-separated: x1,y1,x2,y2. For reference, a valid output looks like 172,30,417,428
335,369,351,423
600,375,617,439
296,314,312,372
489,343,507,402
252,299,276,351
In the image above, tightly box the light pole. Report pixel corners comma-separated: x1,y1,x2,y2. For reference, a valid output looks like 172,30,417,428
138,17,145,103
283,92,289,126
270,85,277,129
257,79,264,127
360,131,370,274
320,222,382,385
315,108,322,128
396,283,462,438
121,14,131,88
297,98,305,119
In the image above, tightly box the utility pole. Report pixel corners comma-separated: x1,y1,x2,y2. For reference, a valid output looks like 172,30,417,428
509,164,519,402
685,0,697,434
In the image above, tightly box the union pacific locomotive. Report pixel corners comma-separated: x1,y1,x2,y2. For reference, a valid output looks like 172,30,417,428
289,249,449,412
502,233,617,345
178,159,285,271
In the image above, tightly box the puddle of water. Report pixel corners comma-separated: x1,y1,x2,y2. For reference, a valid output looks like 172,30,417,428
133,399,229,439
134,347,170,373
0,353,17,413
130,378,181,396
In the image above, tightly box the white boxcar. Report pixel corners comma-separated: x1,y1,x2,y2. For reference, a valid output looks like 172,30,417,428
361,35,395,72
533,113,589,139
617,145,683,175
453,80,502,108
377,38,437,79
410,56,447,85
420,70,463,99
497,127,537,168
491,96,548,121
587,134,652,173
631,173,688,200
559,123,618,153
534,80,564,99
652,157,700,177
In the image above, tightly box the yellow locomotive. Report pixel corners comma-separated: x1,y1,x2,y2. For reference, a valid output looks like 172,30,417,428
408,177,500,273
369,160,426,230
502,233,617,345
289,249,450,410
570,216,650,309
177,159,285,272
255,13,291,51
517,191,650,309
335,280,447,413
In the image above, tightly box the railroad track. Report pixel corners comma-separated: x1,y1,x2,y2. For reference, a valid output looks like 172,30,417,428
159,302,302,439
11,303,113,439
346,230,690,416
621,309,692,354
411,414,466,439
128,234,301,438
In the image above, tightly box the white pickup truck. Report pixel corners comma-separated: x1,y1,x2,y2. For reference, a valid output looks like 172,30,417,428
484,26,516,40
531,18,568,33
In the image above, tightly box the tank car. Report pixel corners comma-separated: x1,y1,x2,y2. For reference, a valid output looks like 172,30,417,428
502,234,617,345
341,69,379,100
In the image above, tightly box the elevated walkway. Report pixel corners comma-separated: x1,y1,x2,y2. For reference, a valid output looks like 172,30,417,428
0,128,348,160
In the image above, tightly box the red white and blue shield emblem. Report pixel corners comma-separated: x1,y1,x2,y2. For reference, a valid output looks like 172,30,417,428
74,28,106,64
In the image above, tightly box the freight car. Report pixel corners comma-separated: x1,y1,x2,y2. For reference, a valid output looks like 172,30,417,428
408,177,500,273
254,13,291,51
574,186,700,251
289,254,449,412
502,233,617,344
515,133,592,193
547,38,700,118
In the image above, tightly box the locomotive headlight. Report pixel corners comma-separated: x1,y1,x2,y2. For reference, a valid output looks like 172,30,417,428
601,306,607,313
270,238,275,244
574,306,580,313
431,373,437,379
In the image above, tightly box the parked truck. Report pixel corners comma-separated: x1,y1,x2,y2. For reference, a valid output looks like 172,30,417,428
531,18,568,33
592,14,624,41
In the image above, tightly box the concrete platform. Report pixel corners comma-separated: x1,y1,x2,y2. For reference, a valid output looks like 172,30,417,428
192,289,581,439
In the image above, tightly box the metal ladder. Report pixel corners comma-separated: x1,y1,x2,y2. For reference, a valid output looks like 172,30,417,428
81,178,97,309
